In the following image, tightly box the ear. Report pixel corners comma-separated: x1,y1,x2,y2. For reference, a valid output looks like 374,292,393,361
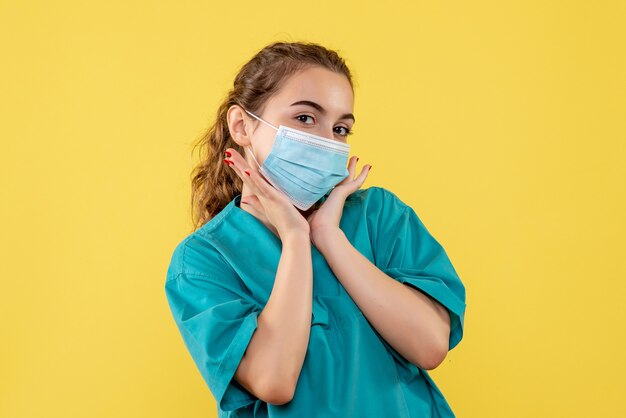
226,105,255,147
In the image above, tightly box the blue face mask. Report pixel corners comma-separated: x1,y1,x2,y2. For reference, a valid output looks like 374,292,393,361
242,108,351,211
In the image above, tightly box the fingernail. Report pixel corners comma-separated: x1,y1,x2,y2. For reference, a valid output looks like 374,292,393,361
223,158,232,165
244,170,250,176
356,157,359,162
225,151,232,157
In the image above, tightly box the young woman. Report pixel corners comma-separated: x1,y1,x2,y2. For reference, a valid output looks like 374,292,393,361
165,41,467,417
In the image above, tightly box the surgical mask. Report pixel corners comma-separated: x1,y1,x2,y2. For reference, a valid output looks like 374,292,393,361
242,108,351,211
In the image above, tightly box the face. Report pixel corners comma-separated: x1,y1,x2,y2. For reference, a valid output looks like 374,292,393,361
229,65,355,168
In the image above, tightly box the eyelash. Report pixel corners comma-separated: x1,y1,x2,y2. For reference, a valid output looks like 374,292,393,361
295,114,354,137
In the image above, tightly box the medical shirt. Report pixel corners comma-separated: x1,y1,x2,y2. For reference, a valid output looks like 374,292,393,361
164,186,466,417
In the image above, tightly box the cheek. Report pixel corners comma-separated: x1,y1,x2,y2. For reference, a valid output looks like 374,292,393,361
257,136,276,165
245,140,272,168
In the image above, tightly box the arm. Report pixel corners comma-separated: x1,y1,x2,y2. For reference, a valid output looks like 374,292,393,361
164,231,313,411
234,231,313,404
313,227,450,370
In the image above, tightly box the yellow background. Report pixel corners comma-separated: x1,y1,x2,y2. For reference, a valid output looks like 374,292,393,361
1,0,624,417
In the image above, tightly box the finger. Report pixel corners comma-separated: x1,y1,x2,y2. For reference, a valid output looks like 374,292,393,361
244,165,273,194
337,162,371,195
223,154,247,183
336,155,357,187
226,148,286,208
349,155,358,177
241,158,289,203
224,148,264,196
353,164,371,187
239,148,273,188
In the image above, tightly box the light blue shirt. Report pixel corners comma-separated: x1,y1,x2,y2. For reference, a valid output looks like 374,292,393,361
164,186,466,417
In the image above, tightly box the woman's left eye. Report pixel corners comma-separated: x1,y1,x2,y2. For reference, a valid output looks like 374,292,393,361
334,126,352,137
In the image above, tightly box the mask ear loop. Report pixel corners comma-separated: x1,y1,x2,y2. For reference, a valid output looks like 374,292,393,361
243,108,279,131
242,108,278,170
244,145,261,170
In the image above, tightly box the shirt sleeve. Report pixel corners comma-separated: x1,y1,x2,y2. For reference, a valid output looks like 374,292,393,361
369,187,467,352
164,241,262,412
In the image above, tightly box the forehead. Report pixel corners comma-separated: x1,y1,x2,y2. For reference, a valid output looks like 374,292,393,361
270,66,354,113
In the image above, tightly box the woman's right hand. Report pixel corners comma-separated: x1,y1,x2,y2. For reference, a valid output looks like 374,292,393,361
224,147,310,240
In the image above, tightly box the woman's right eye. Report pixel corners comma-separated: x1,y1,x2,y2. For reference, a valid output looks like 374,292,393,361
295,114,315,124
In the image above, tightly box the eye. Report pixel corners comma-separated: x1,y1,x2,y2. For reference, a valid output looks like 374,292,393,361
295,114,354,138
295,114,315,124
334,126,353,137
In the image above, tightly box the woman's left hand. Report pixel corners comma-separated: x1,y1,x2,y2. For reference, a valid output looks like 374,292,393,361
307,156,371,246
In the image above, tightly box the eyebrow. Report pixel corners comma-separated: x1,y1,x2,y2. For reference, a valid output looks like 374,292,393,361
290,100,355,123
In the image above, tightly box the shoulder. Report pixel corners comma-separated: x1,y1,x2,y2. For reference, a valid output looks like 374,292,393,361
348,186,411,216
165,232,233,282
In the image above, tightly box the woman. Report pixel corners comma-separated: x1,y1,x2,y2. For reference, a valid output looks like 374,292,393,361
165,41,467,417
